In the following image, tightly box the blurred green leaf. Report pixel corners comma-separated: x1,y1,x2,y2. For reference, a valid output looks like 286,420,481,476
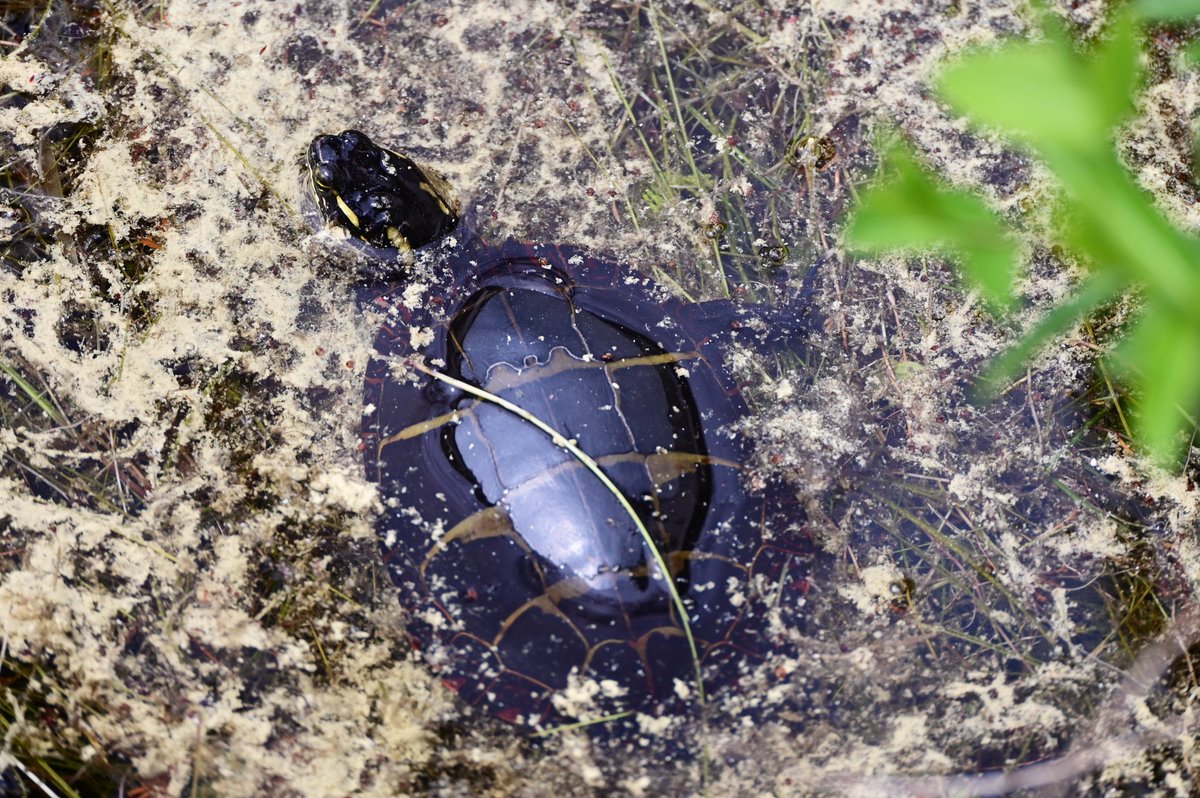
1134,0,1200,21
938,42,1106,152
976,269,1126,396
938,12,1140,153
848,5,1200,467
846,142,1018,312
1088,11,1142,130
1052,156,1200,311
1110,312,1200,464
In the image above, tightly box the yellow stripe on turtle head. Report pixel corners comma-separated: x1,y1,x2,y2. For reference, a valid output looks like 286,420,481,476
419,181,454,217
334,195,360,229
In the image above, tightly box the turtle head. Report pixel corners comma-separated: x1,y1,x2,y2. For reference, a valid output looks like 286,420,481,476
306,130,460,258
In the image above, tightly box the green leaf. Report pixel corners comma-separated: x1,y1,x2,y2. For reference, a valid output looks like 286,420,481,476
846,142,1019,312
1052,154,1200,313
1088,11,1142,131
849,10,1200,470
1134,0,1200,21
938,15,1140,154
939,42,1105,152
1109,311,1200,465
976,269,1126,397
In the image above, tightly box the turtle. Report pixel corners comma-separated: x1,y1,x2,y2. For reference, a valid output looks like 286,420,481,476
306,129,814,733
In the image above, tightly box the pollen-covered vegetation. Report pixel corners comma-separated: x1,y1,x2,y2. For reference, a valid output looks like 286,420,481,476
0,0,1197,796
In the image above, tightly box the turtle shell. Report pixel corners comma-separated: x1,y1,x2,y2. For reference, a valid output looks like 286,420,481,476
361,238,812,730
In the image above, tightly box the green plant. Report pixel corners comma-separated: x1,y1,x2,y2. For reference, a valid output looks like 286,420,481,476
847,0,1200,466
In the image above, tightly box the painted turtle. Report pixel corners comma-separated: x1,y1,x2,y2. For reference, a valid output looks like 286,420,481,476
307,130,812,732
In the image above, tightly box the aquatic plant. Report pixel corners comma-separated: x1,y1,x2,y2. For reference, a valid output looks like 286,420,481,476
848,0,1200,466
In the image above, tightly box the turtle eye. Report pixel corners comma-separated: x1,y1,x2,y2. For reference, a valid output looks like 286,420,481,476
314,164,336,188
342,130,368,148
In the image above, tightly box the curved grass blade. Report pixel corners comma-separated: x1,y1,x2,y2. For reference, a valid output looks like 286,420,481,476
409,361,708,709
531,710,634,737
